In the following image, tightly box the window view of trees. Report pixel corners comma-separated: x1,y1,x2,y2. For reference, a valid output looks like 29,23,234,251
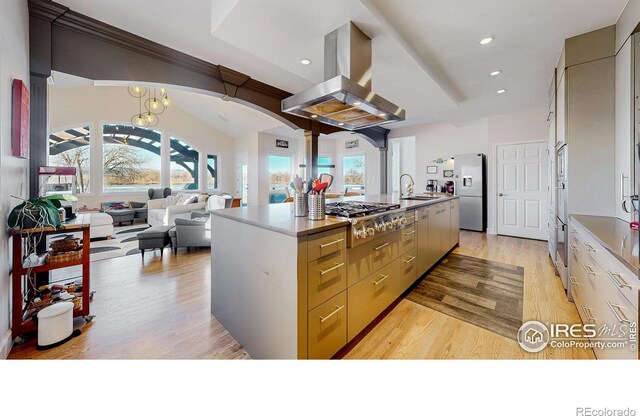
170,137,199,190
343,155,365,191
268,154,292,204
48,126,91,193
103,125,162,192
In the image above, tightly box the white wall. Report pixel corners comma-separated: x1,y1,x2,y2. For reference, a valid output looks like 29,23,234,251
330,134,380,194
616,0,640,53
0,0,29,358
49,86,236,208
390,107,548,234
257,132,301,204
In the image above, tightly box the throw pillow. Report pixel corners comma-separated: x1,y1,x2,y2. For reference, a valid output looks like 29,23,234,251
165,195,182,207
183,195,199,205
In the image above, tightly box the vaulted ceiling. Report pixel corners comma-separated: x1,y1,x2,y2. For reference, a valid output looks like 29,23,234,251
55,0,627,130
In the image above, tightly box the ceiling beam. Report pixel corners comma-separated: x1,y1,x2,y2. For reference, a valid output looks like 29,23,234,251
359,0,464,104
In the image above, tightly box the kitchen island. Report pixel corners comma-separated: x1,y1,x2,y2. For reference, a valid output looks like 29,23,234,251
210,194,460,359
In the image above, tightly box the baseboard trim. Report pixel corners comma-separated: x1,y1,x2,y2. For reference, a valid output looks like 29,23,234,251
487,227,497,235
0,329,13,359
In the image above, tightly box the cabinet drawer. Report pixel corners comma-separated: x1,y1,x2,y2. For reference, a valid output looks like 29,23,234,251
401,248,418,292
308,250,347,310
347,231,401,287
307,291,347,359
347,257,402,341
583,246,638,311
308,228,347,262
400,223,416,253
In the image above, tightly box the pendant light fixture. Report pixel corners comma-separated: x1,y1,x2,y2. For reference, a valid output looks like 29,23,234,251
129,86,170,128
131,93,149,128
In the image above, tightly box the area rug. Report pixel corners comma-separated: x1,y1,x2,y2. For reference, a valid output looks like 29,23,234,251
88,224,148,262
406,254,524,340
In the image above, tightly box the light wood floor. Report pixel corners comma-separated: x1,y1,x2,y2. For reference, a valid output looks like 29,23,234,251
343,231,594,359
9,231,594,359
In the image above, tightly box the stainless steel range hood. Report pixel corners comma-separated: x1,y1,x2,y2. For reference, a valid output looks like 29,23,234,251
282,22,405,130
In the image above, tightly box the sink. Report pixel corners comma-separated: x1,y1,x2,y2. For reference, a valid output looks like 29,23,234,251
400,195,441,201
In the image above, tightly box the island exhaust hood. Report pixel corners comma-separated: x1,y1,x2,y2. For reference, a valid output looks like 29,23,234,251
282,22,405,130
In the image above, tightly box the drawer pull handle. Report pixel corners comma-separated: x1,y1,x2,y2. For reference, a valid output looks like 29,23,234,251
570,228,578,234
403,230,416,236
569,244,579,251
606,301,631,324
569,276,579,286
319,262,345,276
319,304,345,323
581,264,596,275
319,238,344,248
581,305,596,322
403,256,416,264
606,270,632,289
583,243,596,252
374,242,390,251
372,274,390,286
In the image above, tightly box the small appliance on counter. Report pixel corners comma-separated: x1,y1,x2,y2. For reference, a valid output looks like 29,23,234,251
444,181,454,194
426,180,438,193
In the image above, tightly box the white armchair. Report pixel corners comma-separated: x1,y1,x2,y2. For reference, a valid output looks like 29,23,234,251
147,196,207,226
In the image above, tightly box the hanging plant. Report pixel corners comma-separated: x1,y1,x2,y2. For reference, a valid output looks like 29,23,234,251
7,194,78,230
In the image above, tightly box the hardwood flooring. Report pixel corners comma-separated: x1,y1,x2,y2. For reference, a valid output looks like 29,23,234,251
9,231,594,359
343,232,595,359
406,254,524,340
9,250,249,359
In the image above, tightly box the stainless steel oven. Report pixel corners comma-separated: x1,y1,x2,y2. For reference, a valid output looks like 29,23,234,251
555,144,568,289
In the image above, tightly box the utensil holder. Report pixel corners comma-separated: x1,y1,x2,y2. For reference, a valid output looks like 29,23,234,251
293,193,308,217
308,194,326,221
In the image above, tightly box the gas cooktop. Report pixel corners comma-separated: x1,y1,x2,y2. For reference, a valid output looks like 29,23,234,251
325,201,401,218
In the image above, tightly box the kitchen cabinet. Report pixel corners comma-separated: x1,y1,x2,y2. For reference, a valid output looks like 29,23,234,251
614,35,634,222
417,207,435,275
449,199,459,248
568,217,638,360
547,69,557,262
555,70,566,147
551,26,616,289
435,203,451,257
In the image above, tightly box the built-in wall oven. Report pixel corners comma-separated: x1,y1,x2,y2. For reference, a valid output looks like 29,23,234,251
555,144,568,290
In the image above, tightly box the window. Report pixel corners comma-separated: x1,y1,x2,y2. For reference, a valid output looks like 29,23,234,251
268,154,292,203
343,154,365,192
207,154,218,190
48,126,91,193
318,156,332,175
170,137,200,191
103,124,162,192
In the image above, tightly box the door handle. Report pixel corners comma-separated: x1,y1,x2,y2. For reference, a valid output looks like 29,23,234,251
498,193,504,197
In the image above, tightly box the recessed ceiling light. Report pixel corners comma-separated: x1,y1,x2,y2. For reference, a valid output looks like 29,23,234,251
311,114,318,118
480,37,494,45
338,122,344,126
497,89,507,94
379,113,386,117
490,70,502,76
353,101,361,106
300,58,311,65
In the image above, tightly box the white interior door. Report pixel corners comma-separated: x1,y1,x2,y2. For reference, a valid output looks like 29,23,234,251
497,142,548,240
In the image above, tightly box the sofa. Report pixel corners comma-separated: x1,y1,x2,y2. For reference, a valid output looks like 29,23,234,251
147,193,207,226
169,216,211,254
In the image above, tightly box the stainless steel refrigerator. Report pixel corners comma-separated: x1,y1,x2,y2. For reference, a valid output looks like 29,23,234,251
453,153,487,232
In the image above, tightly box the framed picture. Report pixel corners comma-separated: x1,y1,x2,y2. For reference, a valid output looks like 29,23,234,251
427,166,437,174
443,170,454,178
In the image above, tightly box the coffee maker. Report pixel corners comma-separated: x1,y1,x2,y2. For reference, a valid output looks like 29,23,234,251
426,180,438,193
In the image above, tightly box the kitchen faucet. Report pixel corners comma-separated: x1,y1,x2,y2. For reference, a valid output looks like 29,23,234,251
399,173,415,198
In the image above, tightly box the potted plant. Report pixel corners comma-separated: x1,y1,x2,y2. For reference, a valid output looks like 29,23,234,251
7,194,78,230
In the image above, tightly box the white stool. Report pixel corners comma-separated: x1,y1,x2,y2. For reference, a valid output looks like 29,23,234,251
37,302,74,349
